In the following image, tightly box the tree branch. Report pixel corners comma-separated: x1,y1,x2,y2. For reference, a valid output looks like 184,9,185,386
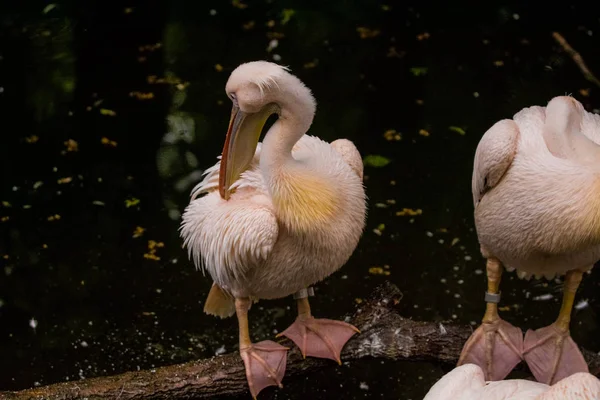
1,282,599,399
552,31,600,88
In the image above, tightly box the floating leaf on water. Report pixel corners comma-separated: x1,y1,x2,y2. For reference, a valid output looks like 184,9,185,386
138,43,162,52
396,208,422,216
410,67,428,76
129,91,155,100
416,32,430,41
368,266,390,276
383,129,402,141
1,201,11,208
266,31,285,39
125,198,140,208
419,129,430,137
281,9,295,25
43,4,57,14
356,27,380,39
92,201,105,206
242,21,255,30
363,154,391,167
25,135,39,144
449,126,466,135
133,226,146,238
148,240,165,250
101,137,118,147
64,139,78,152
387,46,405,58
57,177,73,184
232,0,248,9
144,239,164,261
214,64,224,72
99,108,117,117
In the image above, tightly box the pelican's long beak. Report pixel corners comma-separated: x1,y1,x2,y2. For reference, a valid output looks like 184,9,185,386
218,104,271,200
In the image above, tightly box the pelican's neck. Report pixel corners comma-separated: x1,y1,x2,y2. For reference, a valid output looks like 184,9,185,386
542,97,600,165
259,76,315,178
543,105,580,159
258,77,339,232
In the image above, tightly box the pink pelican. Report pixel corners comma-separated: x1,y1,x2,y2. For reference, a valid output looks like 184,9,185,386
180,61,366,398
424,364,600,400
458,96,599,384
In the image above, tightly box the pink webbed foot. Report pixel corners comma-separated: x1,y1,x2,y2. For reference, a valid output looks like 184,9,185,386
277,316,359,364
523,323,588,385
240,340,289,399
457,318,524,381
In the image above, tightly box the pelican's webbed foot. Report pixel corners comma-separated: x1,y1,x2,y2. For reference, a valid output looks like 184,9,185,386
458,317,524,381
524,323,588,385
240,340,288,399
277,289,359,364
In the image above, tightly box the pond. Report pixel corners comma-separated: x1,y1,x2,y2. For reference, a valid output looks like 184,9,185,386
1,1,599,399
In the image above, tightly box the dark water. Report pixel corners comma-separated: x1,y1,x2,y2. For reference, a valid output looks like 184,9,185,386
1,1,599,399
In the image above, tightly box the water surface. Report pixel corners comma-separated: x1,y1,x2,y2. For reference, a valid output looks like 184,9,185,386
1,1,599,399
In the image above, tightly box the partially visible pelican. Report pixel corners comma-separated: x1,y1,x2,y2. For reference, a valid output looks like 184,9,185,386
181,61,366,398
458,96,600,384
424,364,600,400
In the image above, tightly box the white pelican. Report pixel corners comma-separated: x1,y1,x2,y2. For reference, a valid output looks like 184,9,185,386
424,364,600,400
180,61,366,398
458,96,600,385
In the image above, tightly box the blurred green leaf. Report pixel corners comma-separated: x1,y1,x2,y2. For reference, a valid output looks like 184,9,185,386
410,67,428,76
281,9,296,25
363,154,391,167
449,126,466,135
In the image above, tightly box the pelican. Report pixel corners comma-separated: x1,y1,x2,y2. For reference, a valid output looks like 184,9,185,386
423,364,600,400
458,96,600,385
180,61,366,398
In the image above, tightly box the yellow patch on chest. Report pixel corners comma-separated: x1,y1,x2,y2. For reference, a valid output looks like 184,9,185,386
271,172,339,231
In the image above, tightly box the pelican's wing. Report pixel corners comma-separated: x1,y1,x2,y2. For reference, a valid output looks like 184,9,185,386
180,190,278,287
190,143,263,200
291,135,364,180
472,119,519,206
330,138,364,180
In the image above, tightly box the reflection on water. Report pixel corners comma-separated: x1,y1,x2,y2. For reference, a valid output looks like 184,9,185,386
1,1,599,399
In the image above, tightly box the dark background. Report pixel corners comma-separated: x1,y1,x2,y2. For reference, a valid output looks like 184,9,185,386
1,1,599,398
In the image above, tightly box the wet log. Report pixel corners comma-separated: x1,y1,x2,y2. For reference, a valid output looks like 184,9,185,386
1,281,599,399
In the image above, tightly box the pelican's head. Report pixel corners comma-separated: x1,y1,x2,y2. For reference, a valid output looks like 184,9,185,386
218,61,313,200
217,62,287,199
